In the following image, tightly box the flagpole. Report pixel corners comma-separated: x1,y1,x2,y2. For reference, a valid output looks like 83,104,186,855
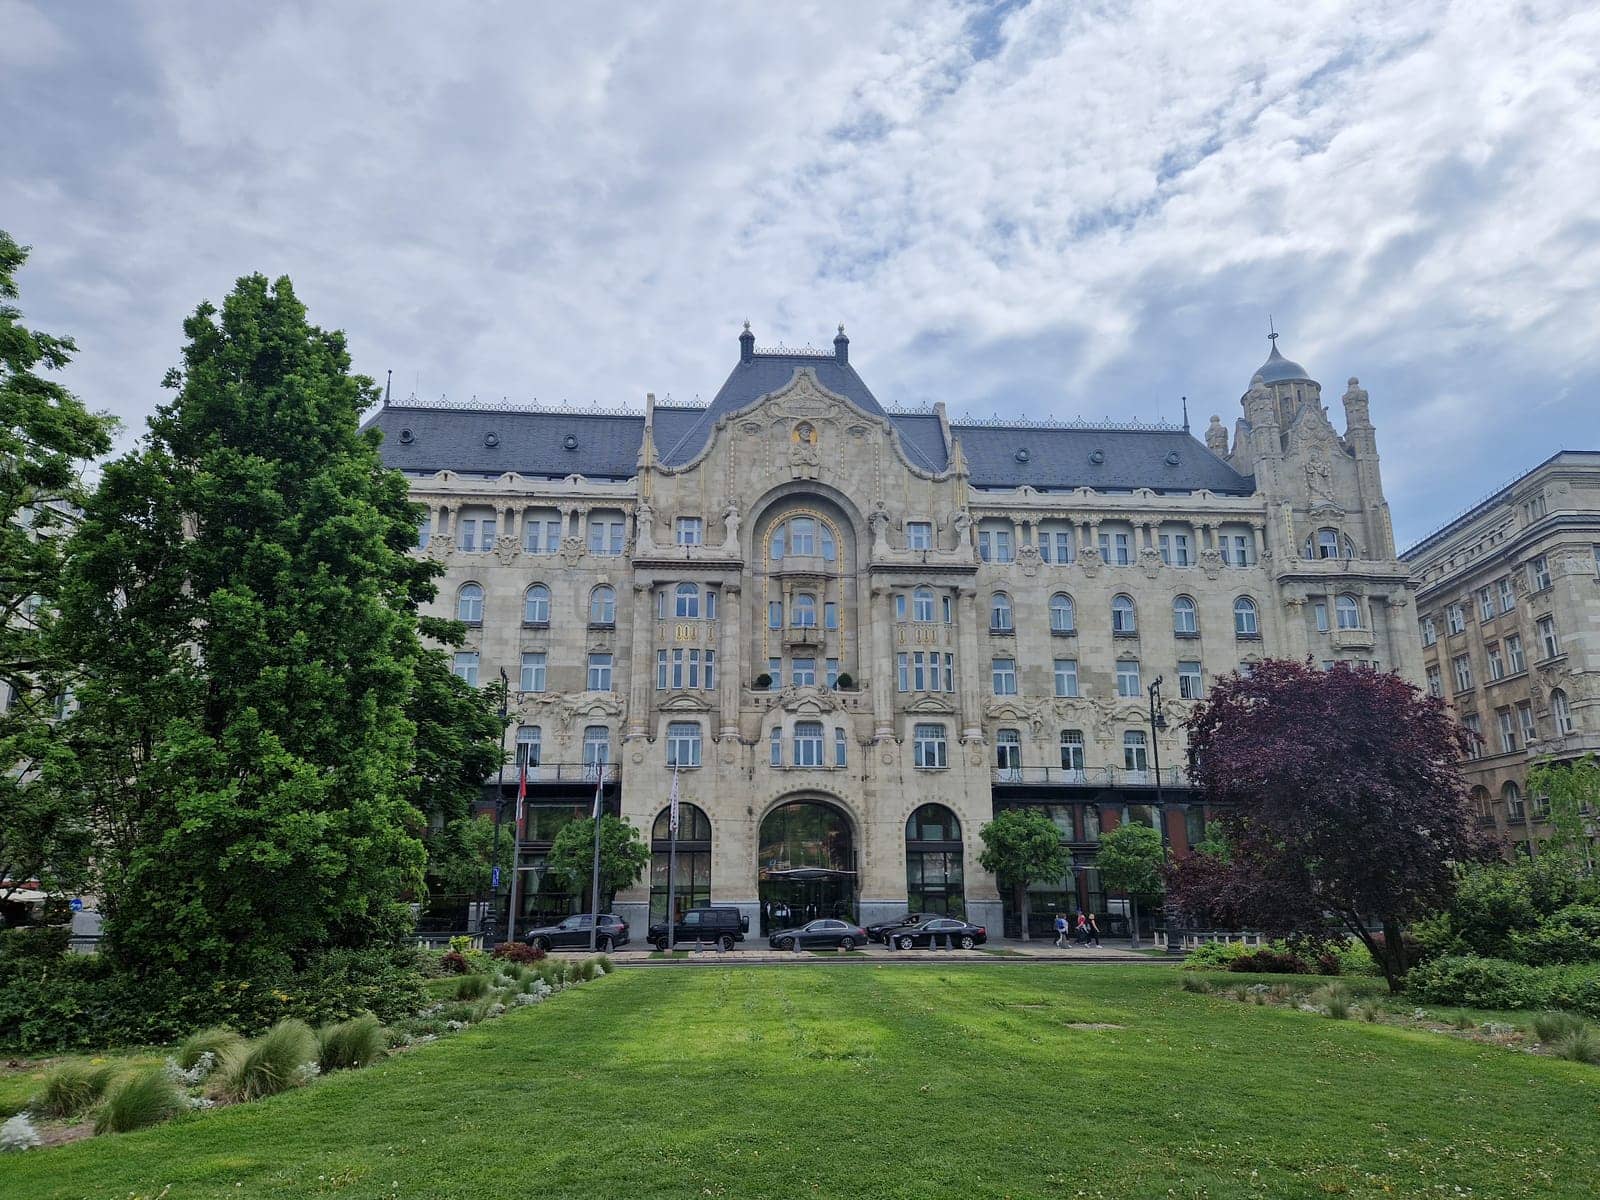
666,764,681,953
588,765,604,953
507,761,527,944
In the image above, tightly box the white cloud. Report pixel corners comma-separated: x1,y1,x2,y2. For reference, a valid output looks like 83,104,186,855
1,0,1597,544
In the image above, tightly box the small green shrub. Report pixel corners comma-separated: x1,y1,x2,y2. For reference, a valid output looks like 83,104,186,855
574,958,598,983
216,1019,317,1101
1357,1003,1381,1022
1551,1027,1600,1065
1407,955,1545,1011
1228,949,1311,974
595,954,614,975
1184,941,1251,970
94,1067,183,1134
1533,1011,1589,1043
34,1062,116,1119
178,1026,241,1070
1510,904,1600,966
317,1013,385,1072
455,974,490,1000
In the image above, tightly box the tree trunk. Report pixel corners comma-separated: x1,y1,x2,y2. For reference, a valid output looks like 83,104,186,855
1017,884,1030,941
1129,896,1141,950
1380,917,1408,994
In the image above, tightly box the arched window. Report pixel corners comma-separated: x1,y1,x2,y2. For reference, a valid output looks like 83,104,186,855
913,587,935,623
990,592,1013,632
651,802,712,922
457,582,484,624
1233,597,1259,636
794,593,818,628
905,804,965,918
589,585,616,626
675,582,700,619
524,583,551,625
514,725,541,770
995,728,1022,778
1173,596,1197,635
770,515,837,562
1316,528,1341,559
1551,688,1574,735
1050,593,1075,633
1123,730,1148,777
1502,780,1525,820
1112,594,1137,634
1336,593,1361,630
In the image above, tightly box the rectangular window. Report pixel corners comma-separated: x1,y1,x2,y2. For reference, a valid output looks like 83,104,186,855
897,652,909,693
520,652,547,693
1419,616,1435,645
459,518,478,553
770,727,782,767
1525,494,1547,521
1220,533,1252,567
1053,659,1078,697
912,652,927,692
705,590,718,620
942,653,955,693
416,515,431,550
671,648,684,690
1039,529,1074,564
824,657,839,688
992,658,1017,695
1506,635,1526,673
824,601,838,630
587,654,613,691
793,723,824,767
834,727,848,767
1098,531,1132,566
1452,654,1473,692
1498,708,1517,755
656,649,668,691
704,650,716,691
1461,713,1482,755
666,722,702,768
895,593,908,621
768,658,781,689
1477,588,1495,622
452,651,479,686
1159,532,1192,566
914,724,948,769
1446,604,1465,634
1518,702,1536,747
1315,602,1330,633
907,521,933,550
686,649,700,691
1178,660,1203,699
1059,732,1085,773
1498,577,1515,613
1116,660,1141,697
978,529,1014,563
1530,556,1551,591
792,658,816,687
1487,645,1505,680
675,517,703,546
1426,665,1443,698
769,601,783,630
1537,616,1559,659
524,515,562,553
588,517,625,555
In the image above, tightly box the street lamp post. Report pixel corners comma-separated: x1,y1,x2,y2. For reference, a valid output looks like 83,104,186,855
483,668,511,948
1148,676,1184,956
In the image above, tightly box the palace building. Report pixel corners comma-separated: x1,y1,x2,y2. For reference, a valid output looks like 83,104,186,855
369,325,1419,939
1402,451,1600,857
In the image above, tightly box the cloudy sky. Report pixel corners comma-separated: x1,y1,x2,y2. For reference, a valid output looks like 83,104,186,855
4,0,1597,547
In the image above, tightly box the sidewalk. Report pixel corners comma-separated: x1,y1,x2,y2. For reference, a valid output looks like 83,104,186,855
556,936,1173,967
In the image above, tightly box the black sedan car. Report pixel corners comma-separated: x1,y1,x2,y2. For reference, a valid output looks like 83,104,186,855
521,913,629,952
767,918,870,951
865,912,932,943
887,918,987,950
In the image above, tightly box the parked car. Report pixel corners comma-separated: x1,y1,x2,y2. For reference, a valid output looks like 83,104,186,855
865,912,932,943
647,906,749,951
768,918,871,951
521,913,629,952
887,918,987,950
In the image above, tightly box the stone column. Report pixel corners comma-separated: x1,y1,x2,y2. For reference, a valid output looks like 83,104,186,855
626,580,654,741
956,584,984,742
869,582,895,741
1251,520,1267,562
719,582,743,738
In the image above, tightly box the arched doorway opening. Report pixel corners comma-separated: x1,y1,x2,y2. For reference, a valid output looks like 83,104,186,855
905,804,965,918
650,803,712,923
758,799,857,934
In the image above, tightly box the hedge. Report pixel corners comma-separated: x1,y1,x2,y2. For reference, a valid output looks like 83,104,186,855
1407,954,1600,1018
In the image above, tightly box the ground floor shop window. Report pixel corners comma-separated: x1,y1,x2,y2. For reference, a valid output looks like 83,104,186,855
905,803,964,917
650,803,712,923
759,799,857,933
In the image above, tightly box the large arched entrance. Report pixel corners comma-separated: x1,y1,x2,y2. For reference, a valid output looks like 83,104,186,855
650,803,712,923
905,804,965,918
758,799,857,934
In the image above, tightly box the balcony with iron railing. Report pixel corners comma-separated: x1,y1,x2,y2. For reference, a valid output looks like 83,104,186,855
501,762,620,785
990,765,1186,788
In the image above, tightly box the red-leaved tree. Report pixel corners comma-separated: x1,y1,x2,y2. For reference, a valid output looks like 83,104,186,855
1171,659,1488,991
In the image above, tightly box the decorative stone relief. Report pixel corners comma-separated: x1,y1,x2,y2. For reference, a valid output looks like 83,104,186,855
788,421,821,479
559,536,586,566
493,535,519,565
1016,542,1042,578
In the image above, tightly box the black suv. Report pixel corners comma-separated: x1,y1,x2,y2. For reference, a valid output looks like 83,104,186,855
521,913,629,952
647,906,748,951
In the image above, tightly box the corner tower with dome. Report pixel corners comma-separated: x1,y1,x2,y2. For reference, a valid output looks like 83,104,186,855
369,326,1420,943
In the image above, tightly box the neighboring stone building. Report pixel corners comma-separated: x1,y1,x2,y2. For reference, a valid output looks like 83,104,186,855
369,326,1418,939
1402,451,1600,856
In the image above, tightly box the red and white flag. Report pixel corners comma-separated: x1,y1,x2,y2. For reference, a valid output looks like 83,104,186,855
591,767,604,822
515,760,527,828
668,763,681,837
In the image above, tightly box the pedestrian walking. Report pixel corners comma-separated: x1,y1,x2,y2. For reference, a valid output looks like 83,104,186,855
1054,912,1069,948
1087,912,1102,947
1075,912,1090,945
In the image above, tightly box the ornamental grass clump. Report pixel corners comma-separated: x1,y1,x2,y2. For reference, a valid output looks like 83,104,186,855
455,974,490,1001
1313,984,1353,1019
574,958,598,983
1550,1027,1600,1065
317,1013,385,1072
179,1026,241,1071
1179,975,1213,994
216,1019,317,1102
94,1067,184,1134
596,953,614,975
34,1061,117,1119
1533,1011,1589,1044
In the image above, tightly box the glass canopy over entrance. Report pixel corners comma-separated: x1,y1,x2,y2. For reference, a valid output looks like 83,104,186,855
758,799,857,934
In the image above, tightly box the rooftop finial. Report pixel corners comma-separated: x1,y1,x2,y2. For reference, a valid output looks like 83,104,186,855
833,321,849,365
739,320,755,363
1181,394,1189,433
1268,314,1278,347
383,369,392,408
743,319,751,331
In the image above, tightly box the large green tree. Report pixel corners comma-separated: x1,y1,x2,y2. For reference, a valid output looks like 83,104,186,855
546,814,649,912
1095,822,1164,949
56,274,436,977
978,809,1071,941
0,231,116,905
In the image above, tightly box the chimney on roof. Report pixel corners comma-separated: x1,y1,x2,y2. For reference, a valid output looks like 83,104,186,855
834,323,849,365
739,321,755,364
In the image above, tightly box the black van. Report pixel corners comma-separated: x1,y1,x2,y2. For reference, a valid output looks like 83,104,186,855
647,906,748,951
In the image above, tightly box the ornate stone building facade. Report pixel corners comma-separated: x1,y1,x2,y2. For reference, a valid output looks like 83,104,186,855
370,327,1418,938
1402,451,1600,856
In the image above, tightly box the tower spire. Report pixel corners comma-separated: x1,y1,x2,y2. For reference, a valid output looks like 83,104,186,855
1181,395,1189,433
1268,314,1277,347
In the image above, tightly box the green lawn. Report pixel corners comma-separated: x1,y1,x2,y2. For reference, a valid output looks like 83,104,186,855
9,965,1598,1198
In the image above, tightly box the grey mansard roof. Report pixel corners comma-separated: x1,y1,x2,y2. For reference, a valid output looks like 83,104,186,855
367,338,1255,495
